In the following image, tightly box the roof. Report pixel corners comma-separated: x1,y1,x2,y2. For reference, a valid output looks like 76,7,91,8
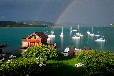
34,32,48,39
26,32,48,39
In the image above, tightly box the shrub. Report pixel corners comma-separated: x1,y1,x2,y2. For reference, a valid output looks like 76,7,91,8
75,49,94,56
78,50,114,76
22,44,58,60
0,58,40,76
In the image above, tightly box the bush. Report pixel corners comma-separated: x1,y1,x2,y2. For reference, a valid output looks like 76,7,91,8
22,44,58,60
0,58,40,76
0,44,59,75
75,49,94,56
78,50,114,76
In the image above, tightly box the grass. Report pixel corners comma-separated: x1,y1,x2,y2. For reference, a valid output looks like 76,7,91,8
47,56,79,66
12,55,86,76
7,55,86,76
39,56,86,76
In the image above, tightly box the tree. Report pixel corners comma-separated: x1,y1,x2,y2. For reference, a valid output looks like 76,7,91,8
78,50,114,76
22,44,58,61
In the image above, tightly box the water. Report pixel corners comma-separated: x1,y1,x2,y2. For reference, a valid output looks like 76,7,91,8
0,26,114,53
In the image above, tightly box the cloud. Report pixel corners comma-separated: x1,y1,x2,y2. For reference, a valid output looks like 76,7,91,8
0,16,5,20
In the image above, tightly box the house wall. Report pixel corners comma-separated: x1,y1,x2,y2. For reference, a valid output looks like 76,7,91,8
22,41,28,47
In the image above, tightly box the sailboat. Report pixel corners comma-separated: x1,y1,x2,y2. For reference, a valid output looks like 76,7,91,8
77,24,79,30
70,26,77,33
72,25,77,32
87,31,90,35
89,27,94,36
95,31,100,37
76,32,83,37
72,29,77,32
95,36,105,42
60,27,63,37
95,38,105,42
76,24,83,37
72,35,80,39
48,30,55,38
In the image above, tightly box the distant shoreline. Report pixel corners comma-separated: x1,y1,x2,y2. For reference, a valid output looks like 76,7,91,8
0,21,54,27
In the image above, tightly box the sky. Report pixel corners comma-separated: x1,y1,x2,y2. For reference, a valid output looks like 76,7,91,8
0,0,113,25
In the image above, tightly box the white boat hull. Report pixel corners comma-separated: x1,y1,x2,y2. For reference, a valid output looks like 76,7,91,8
87,31,90,34
76,32,83,37
89,33,94,36
95,35,100,37
48,35,55,38
72,30,77,32
79,35,83,37
60,34,63,37
72,36,80,39
95,39,105,42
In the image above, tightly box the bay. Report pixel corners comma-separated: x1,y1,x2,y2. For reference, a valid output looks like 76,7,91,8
0,26,114,53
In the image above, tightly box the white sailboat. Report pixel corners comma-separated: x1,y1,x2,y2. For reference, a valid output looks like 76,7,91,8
70,26,77,33
95,36,105,42
72,35,80,39
95,38,105,42
72,29,77,32
87,31,90,34
48,30,55,38
76,24,83,37
95,31,100,37
60,27,63,37
77,24,79,30
76,32,83,37
89,27,94,36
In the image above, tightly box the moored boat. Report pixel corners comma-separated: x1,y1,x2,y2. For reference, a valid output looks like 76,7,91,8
95,38,105,42
48,31,55,38
72,35,80,39
76,32,83,37
87,31,90,34
89,27,94,36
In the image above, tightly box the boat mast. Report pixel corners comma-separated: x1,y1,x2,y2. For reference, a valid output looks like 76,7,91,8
77,24,79,30
62,27,63,33
92,27,93,33
70,27,72,33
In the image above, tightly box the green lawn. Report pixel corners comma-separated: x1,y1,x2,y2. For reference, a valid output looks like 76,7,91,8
47,56,79,66
40,56,86,76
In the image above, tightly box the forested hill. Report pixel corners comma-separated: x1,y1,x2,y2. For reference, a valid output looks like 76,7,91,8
0,21,54,27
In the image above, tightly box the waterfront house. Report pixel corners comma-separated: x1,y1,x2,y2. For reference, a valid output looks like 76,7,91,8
21,32,48,48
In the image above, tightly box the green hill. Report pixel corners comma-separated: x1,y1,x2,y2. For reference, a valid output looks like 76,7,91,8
0,21,54,27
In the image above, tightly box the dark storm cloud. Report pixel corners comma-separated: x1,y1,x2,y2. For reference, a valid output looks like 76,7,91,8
0,0,113,25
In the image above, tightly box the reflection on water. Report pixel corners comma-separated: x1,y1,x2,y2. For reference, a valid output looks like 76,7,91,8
89,35,94,41
60,37,63,48
87,34,94,44
49,37,55,44
96,41,105,49
72,38,80,48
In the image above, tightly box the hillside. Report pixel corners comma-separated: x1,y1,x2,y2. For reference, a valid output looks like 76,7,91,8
0,21,54,27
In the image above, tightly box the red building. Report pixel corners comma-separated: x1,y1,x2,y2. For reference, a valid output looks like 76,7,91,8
21,32,48,48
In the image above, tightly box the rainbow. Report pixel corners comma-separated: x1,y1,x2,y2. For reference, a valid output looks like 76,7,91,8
54,0,77,26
